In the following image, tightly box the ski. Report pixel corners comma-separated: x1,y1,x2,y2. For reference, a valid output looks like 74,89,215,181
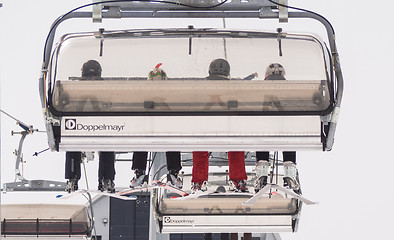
242,183,317,206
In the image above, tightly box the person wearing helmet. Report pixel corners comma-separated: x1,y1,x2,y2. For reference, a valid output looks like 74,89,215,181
147,63,168,80
192,59,248,194
65,60,116,193
206,58,231,80
129,64,183,189
264,63,286,80
254,63,299,193
81,59,103,79
196,59,250,240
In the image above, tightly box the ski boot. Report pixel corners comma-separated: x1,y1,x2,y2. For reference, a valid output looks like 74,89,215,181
283,161,300,193
229,179,248,192
103,179,115,193
166,169,183,189
191,181,208,194
98,181,104,192
130,169,148,188
254,160,269,193
65,178,79,193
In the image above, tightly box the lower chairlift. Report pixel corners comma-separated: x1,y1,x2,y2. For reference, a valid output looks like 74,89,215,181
153,153,316,235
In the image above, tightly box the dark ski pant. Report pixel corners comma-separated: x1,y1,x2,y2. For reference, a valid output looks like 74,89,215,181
65,151,81,180
204,233,251,240
98,151,116,181
132,151,182,172
65,151,116,181
256,151,296,163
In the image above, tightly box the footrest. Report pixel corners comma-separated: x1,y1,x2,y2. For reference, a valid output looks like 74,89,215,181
3,179,67,192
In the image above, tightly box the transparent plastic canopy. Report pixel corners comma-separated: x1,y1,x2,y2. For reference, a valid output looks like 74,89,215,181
48,29,333,115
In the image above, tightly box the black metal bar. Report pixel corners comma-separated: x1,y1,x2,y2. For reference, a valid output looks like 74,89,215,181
3,218,6,236
36,218,39,237
69,218,72,237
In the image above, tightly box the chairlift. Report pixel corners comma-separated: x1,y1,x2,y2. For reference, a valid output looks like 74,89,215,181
39,0,343,153
153,152,316,233
36,0,344,236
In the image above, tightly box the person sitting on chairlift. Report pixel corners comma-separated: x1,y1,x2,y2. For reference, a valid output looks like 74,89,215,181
254,63,300,193
129,63,183,189
65,60,116,193
192,59,249,193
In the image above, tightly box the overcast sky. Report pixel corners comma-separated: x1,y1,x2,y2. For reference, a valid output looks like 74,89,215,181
1,1,394,239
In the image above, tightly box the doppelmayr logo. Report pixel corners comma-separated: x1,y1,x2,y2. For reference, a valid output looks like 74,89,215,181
163,217,195,225
65,119,125,132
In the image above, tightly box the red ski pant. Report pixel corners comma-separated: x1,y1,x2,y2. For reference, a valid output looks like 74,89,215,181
192,151,247,184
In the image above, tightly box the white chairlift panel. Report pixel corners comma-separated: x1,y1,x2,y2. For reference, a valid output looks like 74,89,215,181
46,29,334,151
160,215,293,233
58,115,322,151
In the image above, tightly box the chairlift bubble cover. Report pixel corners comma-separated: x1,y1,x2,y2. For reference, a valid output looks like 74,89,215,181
45,29,334,152
50,29,332,115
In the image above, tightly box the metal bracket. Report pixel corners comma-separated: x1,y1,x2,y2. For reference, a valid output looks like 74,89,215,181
3,179,67,192
259,6,274,18
106,6,122,18
279,0,288,22
46,112,61,126
330,106,341,124
92,0,103,23
82,151,95,162
321,114,330,125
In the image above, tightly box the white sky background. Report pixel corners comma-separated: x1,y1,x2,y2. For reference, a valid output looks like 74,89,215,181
1,0,394,239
